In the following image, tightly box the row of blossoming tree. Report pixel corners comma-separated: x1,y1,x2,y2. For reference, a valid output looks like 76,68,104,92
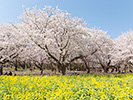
0,6,133,75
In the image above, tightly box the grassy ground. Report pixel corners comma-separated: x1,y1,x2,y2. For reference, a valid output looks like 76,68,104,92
3,67,88,76
3,67,133,76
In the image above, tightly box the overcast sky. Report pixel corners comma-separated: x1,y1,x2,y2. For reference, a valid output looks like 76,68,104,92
0,0,133,38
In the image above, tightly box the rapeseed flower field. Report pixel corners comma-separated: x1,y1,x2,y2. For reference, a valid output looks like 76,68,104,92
0,74,132,100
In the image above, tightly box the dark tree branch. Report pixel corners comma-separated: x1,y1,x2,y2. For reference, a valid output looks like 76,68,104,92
91,49,98,55
45,45,61,65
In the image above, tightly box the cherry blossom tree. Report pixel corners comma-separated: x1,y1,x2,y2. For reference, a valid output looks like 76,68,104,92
0,23,28,74
12,6,90,75
87,28,115,73
113,31,133,72
19,43,48,71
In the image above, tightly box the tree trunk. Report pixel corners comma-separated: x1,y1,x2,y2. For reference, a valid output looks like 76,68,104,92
87,68,90,73
21,65,26,69
57,66,61,73
15,65,17,71
105,67,109,73
86,66,91,73
0,64,3,75
61,66,66,75
102,65,109,73
82,58,90,73
20,62,26,69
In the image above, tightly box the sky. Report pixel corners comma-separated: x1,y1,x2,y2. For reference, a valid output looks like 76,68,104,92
0,0,133,38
